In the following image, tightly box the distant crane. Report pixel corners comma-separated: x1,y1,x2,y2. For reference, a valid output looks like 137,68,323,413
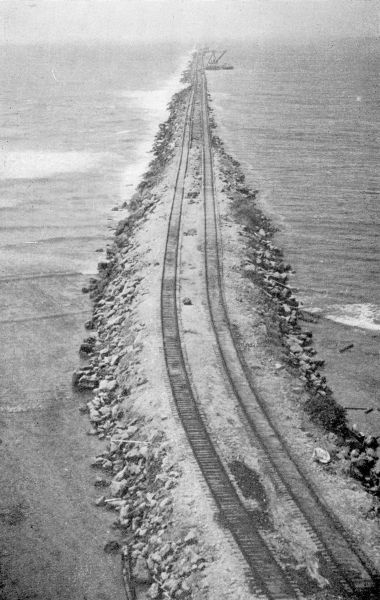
207,50,226,66
204,49,233,71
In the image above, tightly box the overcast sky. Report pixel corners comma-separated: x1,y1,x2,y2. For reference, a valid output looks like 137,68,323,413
0,0,378,45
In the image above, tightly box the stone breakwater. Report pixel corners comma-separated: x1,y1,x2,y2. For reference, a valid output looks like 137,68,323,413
209,108,380,508
72,78,211,599
72,61,378,598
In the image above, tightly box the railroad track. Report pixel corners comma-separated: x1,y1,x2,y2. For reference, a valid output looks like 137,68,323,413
161,53,380,599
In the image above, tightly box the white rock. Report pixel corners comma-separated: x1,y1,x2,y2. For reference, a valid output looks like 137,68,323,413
99,379,117,392
183,529,197,545
109,479,128,497
109,314,124,328
312,447,331,464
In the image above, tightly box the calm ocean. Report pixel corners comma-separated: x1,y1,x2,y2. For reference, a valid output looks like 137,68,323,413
208,38,379,329
207,38,379,432
0,43,188,274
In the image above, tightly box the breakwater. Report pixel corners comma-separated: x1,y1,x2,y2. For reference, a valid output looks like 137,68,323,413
73,55,379,598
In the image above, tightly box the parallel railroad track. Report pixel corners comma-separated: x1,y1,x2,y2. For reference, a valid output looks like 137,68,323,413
161,53,380,599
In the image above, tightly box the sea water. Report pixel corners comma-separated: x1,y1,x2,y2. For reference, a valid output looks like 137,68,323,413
0,41,189,409
208,38,379,432
0,43,188,274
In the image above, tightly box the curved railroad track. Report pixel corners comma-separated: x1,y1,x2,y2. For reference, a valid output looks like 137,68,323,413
161,53,380,599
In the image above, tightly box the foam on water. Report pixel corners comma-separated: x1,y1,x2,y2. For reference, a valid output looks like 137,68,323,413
207,39,379,313
119,88,177,114
118,51,190,117
207,39,380,430
119,52,191,192
0,151,105,180
325,303,380,332
0,196,20,209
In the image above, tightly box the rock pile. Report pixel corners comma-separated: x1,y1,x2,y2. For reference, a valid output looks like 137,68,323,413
73,72,208,597
211,129,346,435
338,432,380,502
209,109,379,507
91,421,204,598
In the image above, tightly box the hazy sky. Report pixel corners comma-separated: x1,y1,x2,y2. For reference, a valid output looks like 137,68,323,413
0,0,379,45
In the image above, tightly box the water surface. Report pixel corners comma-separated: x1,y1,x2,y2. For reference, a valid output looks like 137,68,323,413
208,38,379,432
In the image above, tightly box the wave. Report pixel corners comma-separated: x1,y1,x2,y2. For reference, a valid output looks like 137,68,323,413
324,303,380,332
1,235,107,249
117,52,191,193
0,151,105,180
119,88,177,115
116,52,190,119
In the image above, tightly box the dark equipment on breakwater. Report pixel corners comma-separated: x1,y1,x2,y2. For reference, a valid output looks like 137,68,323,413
204,49,233,70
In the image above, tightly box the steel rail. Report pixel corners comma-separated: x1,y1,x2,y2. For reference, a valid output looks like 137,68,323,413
199,60,380,599
161,59,301,599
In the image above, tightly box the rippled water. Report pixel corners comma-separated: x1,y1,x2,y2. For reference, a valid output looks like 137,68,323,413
208,38,379,432
208,38,379,331
0,44,187,268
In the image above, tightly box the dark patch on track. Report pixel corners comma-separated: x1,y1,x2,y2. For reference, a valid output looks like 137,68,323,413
229,460,271,527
